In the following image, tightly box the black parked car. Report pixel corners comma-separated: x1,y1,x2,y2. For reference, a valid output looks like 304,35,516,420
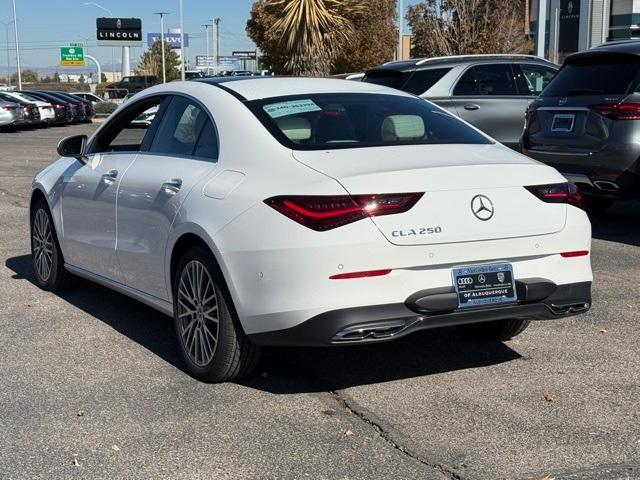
33,91,86,123
0,92,40,126
522,41,640,210
21,91,73,124
58,92,95,122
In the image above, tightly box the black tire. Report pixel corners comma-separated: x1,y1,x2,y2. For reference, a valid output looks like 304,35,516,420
458,319,530,341
173,246,261,382
30,199,73,291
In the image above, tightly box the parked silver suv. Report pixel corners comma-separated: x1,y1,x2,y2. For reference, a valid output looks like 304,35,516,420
363,55,558,150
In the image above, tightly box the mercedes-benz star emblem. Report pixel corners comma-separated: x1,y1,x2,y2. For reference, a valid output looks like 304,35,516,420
471,194,494,221
559,97,568,106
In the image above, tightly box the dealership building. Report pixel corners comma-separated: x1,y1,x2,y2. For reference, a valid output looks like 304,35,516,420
530,0,640,62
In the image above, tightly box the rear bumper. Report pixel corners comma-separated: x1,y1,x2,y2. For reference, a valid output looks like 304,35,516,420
521,146,640,199
248,281,592,346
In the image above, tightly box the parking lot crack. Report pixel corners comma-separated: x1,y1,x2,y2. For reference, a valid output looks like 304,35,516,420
329,390,466,480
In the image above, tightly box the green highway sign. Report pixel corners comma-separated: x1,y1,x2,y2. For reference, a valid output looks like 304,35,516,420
60,46,85,66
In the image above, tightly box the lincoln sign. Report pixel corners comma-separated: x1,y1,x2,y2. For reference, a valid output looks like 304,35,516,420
96,17,143,47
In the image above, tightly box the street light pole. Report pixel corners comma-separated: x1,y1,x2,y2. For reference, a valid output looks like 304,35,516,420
179,0,185,80
201,23,210,75
11,0,21,90
82,3,113,82
154,12,170,83
213,18,220,73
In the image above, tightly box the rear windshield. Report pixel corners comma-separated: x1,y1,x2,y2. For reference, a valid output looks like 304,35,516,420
542,56,640,97
362,70,411,89
248,93,491,150
363,68,451,95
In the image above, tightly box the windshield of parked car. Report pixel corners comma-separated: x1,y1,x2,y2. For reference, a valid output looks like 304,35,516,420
248,93,491,150
541,55,640,97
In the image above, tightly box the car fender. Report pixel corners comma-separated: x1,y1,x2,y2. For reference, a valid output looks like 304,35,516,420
30,156,79,243
163,222,242,314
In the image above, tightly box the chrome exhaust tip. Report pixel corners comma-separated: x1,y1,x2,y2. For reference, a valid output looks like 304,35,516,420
593,180,619,192
332,318,421,342
550,302,590,315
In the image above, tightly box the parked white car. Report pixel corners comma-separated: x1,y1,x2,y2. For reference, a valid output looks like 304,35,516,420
70,92,104,104
5,91,54,124
30,78,593,381
0,100,23,126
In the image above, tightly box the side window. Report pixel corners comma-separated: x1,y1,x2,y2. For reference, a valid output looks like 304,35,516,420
453,64,518,96
193,120,218,159
517,64,557,96
148,96,218,160
402,68,452,95
90,97,165,153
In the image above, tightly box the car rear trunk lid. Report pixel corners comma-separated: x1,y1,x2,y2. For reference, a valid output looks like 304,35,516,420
293,144,567,245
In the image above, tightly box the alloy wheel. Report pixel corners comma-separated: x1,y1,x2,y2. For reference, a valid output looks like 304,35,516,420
32,209,53,282
177,260,219,367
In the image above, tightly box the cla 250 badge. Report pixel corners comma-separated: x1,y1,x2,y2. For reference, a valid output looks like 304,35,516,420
391,226,442,237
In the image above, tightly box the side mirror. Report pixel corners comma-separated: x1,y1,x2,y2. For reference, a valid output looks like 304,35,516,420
57,135,87,162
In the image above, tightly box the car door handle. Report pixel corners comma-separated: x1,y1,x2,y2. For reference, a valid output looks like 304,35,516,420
463,104,480,111
101,169,118,183
162,178,183,194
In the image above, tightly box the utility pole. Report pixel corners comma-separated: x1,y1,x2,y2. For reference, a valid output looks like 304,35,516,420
213,17,220,72
11,0,21,90
155,12,170,83
201,23,210,75
179,0,185,80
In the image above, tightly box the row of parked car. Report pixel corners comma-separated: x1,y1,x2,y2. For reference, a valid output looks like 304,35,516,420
0,90,103,129
354,40,640,210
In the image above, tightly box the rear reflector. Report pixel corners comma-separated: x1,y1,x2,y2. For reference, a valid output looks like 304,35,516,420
525,182,584,209
265,193,423,231
590,102,640,120
329,269,392,280
560,250,589,258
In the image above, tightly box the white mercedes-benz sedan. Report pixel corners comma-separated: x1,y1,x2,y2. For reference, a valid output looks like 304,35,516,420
30,78,592,381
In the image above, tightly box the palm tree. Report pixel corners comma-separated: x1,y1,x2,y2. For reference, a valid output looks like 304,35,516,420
269,0,364,76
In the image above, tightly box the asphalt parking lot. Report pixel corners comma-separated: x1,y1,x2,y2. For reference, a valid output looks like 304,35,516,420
0,124,638,480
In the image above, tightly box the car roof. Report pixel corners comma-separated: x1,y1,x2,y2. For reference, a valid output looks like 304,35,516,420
370,54,554,72
567,40,640,62
195,76,412,101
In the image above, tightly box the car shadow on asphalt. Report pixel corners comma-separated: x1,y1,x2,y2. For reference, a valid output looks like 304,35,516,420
6,253,522,392
5,254,187,373
590,200,640,247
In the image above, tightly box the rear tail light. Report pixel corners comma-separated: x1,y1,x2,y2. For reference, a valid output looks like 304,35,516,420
589,102,640,120
264,193,424,231
2,105,14,111
525,182,584,209
54,104,64,109
560,250,589,258
525,103,535,122
329,269,392,280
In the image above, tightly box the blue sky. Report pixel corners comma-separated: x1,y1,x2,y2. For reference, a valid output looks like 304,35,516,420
0,0,421,72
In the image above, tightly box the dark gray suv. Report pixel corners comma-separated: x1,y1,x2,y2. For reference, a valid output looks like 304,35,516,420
521,41,640,209
363,55,558,150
